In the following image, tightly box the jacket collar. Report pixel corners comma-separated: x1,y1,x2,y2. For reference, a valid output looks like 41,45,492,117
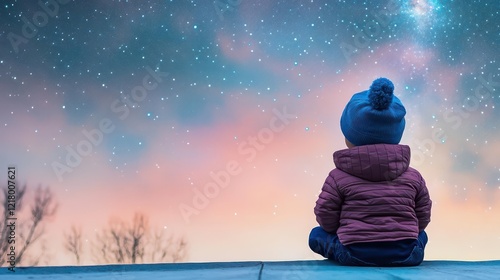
333,144,411,182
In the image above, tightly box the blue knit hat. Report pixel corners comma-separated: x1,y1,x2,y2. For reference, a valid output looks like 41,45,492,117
340,77,406,146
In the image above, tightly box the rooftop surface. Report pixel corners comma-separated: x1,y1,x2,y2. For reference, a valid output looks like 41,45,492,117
2,260,500,279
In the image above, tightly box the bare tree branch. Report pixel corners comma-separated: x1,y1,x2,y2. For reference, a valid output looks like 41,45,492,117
171,236,188,263
91,231,112,264
64,225,83,264
0,185,56,267
129,213,147,263
90,212,188,265
149,229,169,263
16,186,58,265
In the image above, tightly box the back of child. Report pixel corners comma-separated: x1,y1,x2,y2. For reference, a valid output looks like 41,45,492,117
309,78,432,266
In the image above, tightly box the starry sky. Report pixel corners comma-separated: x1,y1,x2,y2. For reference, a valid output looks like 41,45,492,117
0,0,499,266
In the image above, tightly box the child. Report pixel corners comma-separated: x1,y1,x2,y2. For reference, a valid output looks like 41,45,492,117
309,77,432,266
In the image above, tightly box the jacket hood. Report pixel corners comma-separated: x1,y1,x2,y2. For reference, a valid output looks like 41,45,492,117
333,144,411,182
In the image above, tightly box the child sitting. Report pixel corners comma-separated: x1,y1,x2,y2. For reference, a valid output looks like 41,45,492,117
309,77,432,266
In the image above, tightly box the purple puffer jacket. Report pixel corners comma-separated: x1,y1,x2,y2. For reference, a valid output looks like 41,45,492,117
314,144,431,245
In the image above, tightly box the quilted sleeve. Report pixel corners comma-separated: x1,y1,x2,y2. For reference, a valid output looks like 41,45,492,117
314,172,343,233
415,175,432,231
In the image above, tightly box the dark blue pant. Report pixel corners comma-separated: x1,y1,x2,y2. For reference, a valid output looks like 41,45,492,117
308,227,428,266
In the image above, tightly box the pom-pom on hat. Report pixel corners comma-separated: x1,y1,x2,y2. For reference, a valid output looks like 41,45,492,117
340,77,406,146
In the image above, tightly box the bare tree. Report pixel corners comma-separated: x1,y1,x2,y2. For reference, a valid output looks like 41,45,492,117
170,236,188,263
91,212,188,265
126,213,147,264
91,213,147,264
64,225,83,264
149,229,188,263
0,185,57,267
17,187,58,264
